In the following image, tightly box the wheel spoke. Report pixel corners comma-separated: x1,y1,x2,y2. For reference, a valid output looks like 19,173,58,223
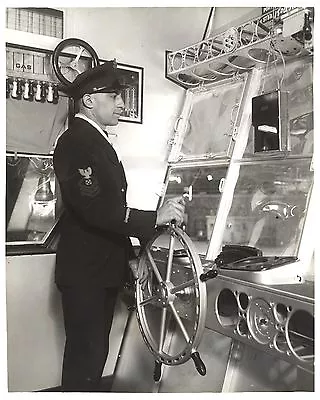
58,61,70,68
59,62,76,70
300,355,314,360
139,294,158,307
170,279,195,295
159,307,168,352
73,46,85,63
169,303,190,343
71,65,82,74
166,234,175,281
64,61,81,74
59,63,79,73
147,249,163,283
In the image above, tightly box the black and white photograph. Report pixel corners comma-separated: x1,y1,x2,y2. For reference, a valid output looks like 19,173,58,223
3,2,316,396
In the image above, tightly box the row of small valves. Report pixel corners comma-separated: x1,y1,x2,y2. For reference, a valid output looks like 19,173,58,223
6,77,60,103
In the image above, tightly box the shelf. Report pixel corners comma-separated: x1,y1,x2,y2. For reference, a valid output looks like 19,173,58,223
166,8,312,89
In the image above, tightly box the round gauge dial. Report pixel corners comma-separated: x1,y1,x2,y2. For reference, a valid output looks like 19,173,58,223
247,298,276,344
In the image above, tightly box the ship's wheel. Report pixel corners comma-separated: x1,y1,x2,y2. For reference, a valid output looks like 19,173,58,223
135,223,217,381
52,38,99,86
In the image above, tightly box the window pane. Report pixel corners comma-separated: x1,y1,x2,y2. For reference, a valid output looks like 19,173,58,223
222,158,313,256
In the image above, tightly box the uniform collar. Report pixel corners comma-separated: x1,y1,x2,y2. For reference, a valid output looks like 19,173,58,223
75,113,111,143
75,113,121,161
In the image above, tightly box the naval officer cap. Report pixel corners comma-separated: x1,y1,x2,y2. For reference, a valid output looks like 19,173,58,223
66,59,126,99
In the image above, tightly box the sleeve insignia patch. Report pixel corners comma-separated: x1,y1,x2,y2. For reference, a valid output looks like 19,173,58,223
78,167,100,197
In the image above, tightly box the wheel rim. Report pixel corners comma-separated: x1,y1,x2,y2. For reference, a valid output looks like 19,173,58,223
52,38,100,86
136,225,207,366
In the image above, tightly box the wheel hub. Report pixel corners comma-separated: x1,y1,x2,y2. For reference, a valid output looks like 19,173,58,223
158,281,176,306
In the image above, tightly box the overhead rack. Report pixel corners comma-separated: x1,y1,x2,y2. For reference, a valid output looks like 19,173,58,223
165,7,313,89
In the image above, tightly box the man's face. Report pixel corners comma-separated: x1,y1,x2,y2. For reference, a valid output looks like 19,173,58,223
89,91,124,127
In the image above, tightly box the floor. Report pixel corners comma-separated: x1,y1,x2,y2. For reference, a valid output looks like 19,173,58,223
39,375,114,392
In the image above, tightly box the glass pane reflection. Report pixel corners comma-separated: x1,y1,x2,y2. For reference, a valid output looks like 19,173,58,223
222,159,313,256
6,153,62,245
179,79,245,159
163,165,228,254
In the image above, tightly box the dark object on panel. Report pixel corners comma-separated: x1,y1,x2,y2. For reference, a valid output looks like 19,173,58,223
252,90,289,153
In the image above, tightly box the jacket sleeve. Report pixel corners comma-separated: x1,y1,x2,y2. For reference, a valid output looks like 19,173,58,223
54,136,157,240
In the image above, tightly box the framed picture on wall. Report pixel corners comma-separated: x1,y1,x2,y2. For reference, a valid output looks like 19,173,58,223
113,61,144,124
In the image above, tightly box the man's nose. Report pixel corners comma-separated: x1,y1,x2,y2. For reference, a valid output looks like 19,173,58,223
116,94,125,108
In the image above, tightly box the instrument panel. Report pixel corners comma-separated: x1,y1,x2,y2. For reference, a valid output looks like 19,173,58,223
207,275,314,373
146,246,315,374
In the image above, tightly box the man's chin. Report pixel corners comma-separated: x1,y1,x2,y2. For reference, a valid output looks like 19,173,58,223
112,115,122,124
108,118,120,126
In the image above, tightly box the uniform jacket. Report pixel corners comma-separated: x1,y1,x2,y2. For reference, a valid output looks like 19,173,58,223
53,117,157,287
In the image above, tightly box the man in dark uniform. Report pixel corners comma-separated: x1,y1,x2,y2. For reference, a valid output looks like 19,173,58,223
53,60,185,392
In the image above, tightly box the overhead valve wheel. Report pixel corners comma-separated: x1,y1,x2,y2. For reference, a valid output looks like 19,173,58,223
52,38,100,86
135,224,211,382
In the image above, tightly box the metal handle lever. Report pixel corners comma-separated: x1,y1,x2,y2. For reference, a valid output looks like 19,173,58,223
191,351,206,376
200,268,218,282
47,84,54,103
23,80,30,100
11,79,18,98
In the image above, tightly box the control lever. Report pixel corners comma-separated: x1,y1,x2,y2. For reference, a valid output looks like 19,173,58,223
200,268,218,282
47,84,54,103
23,80,30,100
191,351,206,376
35,82,42,101
11,79,18,98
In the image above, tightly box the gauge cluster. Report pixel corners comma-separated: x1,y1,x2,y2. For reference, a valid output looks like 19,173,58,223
206,277,314,373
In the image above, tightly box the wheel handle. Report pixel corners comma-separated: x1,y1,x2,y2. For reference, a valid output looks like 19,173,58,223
153,360,162,382
191,351,207,376
200,268,218,282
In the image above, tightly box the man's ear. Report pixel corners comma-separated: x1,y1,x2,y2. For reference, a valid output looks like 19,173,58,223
82,94,93,108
